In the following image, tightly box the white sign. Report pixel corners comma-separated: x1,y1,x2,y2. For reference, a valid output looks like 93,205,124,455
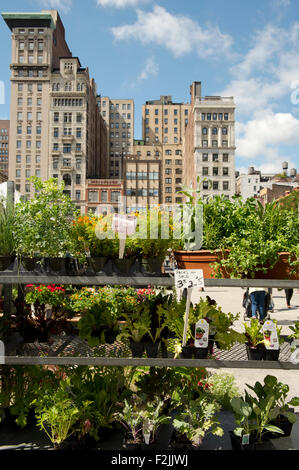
194,319,209,348
175,269,204,290
262,321,279,350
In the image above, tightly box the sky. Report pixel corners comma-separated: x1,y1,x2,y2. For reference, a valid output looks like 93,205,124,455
1,0,299,174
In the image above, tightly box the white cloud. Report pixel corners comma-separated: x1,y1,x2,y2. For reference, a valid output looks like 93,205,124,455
111,5,233,59
138,56,159,81
97,0,146,7
38,0,72,13
236,111,299,158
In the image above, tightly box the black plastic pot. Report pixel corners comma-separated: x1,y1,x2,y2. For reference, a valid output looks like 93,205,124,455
264,409,295,439
208,338,215,354
21,257,42,272
113,258,136,274
44,258,66,274
194,346,209,359
246,344,265,360
90,257,108,274
144,341,161,358
264,348,280,361
141,258,164,275
181,346,193,359
0,256,15,271
123,442,142,450
229,431,274,451
130,341,144,358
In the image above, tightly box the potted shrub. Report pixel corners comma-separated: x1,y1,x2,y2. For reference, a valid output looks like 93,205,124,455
171,397,223,449
14,178,81,273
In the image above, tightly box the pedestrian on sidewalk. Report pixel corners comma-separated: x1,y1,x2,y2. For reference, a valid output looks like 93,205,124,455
249,287,267,323
284,288,293,309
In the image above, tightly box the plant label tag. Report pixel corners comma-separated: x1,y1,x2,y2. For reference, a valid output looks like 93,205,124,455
195,319,209,348
144,433,150,445
262,321,279,350
242,434,250,445
175,269,204,290
0,340,4,365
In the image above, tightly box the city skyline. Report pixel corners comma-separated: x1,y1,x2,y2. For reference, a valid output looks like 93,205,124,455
0,0,299,174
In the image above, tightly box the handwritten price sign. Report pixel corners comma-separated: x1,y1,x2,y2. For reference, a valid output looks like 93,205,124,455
175,269,205,290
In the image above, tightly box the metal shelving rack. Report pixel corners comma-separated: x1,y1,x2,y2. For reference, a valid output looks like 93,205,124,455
2,273,299,369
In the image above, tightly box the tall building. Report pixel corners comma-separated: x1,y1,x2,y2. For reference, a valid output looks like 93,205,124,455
141,95,191,205
2,10,107,211
97,96,134,178
184,82,236,200
0,120,9,178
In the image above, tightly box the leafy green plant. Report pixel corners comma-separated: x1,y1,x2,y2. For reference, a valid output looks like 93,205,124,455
114,398,146,444
172,398,223,448
117,308,151,343
0,198,16,255
33,384,80,449
204,372,240,410
288,318,299,341
14,177,79,258
244,318,265,348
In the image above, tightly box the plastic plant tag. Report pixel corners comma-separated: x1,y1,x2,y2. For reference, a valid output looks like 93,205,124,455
194,319,209,348
112,214,137,259
242,434,250,445
174,269,204,290
143,420,151,445
262,320,279,350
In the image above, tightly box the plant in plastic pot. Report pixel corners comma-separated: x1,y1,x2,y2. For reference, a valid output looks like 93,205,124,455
288,318,299,351
117,307,151,357
245,375,299,440
244,319,265,360
114,398,146,450
14,178,81,270
33,384,80,450
171,397,223,450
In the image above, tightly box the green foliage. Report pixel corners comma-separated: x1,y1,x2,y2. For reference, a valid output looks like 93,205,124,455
14,177,79,258
244,318,265,347
0,198,16,255
288,318,299,340
172,398,223,447
117,306,152,343
205,372,240,410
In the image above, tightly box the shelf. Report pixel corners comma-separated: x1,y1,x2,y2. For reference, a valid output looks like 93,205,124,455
0,273,298,288
3,356,299,369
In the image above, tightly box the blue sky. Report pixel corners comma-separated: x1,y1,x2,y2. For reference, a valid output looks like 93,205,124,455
1,0,299,174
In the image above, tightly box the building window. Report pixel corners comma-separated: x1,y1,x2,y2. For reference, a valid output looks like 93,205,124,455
202,127,208,135
35,169,40,177
26,155,31,164
165,187,172,193
222,127,228,135
101,190,108,202
165,178,172,184
213,181,219,190
213,167,219,176
16,169,21,177
165,197,172,203
201,113,206,120
54,128,59,138
202,167,209,176
212,127,218,135
63,158,71,167
212,140,218,147
88,190,98,202
213,113,217,120
203,181,209,190
63,174,71,186
63,144,72,153
165,159,172,165
207,113,211,120
223,153,229,162
76,159,81,170
53,143,59,151
111,191,120,203
76,174,81,184
223,167,229,176
165,168,172,175
75,190,81,201
202,140,208,147
175,159,182,165
202,153,208,162
212,154,218,162
64,113,72,123
16,155,21,163
223,181,229,190
222,140,228,147
54,112,59,122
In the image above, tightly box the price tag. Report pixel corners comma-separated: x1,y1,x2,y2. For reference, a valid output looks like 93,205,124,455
0,340,4,365
262,321,279,350
175,269,204,290
112,214,137,259
242,434,250,445
194,319,209,348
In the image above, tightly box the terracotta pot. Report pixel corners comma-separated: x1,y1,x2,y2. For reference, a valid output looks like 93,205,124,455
252,252,298,280
173,250,230,278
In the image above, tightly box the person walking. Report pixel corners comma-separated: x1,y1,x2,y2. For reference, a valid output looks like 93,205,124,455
284,288,293,309
249,287,267,323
